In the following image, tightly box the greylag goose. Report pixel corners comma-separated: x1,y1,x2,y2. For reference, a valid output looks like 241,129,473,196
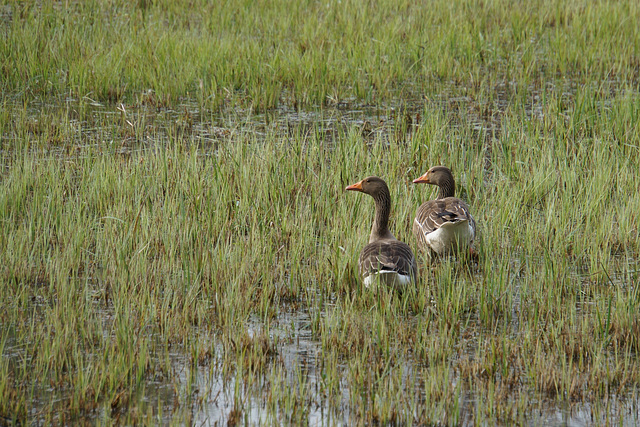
346,176,418,288
412,166,476,257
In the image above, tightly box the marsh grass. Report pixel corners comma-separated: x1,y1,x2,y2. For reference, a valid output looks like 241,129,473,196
2,0,640,425
2,0,640,111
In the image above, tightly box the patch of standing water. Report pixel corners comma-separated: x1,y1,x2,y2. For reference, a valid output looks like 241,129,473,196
172,307,351,425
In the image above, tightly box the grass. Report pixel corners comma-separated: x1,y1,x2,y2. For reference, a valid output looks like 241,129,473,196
1,0,640,425
2,0,639,111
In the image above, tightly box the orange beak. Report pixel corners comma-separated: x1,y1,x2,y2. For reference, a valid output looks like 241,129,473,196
345,180,364,192
412,172,431,184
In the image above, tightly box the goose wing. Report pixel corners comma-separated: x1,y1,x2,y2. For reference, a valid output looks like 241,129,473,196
358,240,417,280
413,197,476,243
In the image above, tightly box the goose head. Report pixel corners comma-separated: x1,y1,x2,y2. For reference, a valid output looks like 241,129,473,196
412,166,454,186
413,166,455,199
345,176,389,196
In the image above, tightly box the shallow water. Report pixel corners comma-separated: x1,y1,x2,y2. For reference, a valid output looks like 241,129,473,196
171,310,640,426
4,303,640,425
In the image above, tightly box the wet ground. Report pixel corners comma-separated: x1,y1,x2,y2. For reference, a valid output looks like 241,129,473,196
2,93,640,425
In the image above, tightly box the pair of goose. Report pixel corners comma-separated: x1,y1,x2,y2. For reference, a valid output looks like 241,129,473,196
346,166,476,288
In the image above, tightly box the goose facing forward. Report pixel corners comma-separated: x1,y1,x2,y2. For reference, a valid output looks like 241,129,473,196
346,176,418,288
412,166,476,257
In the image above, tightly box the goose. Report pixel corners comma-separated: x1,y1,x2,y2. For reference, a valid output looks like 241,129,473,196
346,176,418,288
412,166,476,258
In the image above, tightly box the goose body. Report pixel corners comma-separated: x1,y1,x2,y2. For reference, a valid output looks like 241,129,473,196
346,177,418,288
412,166,476,257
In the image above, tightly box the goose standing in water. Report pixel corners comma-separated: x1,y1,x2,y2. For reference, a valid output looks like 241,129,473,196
412,166,477,258
346,176,418,288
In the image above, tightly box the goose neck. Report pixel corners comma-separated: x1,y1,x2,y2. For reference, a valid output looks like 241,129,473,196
370,191,394,242
437,176,456,199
